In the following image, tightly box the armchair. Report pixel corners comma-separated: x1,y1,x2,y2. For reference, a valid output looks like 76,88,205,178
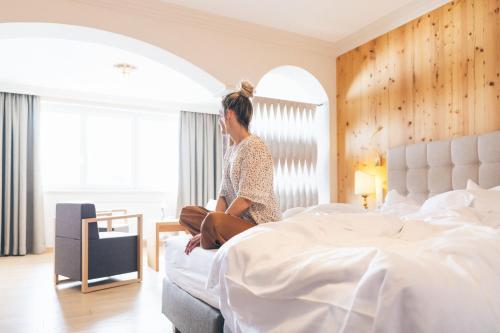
54,203,143,293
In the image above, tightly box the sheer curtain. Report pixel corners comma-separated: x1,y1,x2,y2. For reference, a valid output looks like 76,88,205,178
251,97,318,211
176,111,223,215
0,92,45,255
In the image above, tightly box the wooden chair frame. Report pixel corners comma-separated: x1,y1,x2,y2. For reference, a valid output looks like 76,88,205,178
80,213,143,293
96,209,128,231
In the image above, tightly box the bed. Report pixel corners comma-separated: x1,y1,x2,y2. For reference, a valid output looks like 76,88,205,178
162,130,500,333
162,235,224,333
163,234,219,308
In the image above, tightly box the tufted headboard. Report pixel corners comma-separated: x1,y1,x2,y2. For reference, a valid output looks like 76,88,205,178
387,131,500,203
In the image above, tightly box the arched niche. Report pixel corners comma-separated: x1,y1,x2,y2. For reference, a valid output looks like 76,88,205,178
0,22,225,95
255,65,330,203
255,65,328,105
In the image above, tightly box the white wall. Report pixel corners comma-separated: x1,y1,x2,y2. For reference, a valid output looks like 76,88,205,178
0,0,338,202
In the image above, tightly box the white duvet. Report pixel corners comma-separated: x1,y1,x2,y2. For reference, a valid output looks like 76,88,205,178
206,204,500,333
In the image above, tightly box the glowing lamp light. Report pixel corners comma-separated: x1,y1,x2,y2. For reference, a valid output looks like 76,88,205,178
354,170,375,209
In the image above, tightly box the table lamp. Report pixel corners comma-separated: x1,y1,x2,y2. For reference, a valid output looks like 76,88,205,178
355,170,375,209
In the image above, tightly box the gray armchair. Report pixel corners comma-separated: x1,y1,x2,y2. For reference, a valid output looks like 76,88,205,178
54,203,143,293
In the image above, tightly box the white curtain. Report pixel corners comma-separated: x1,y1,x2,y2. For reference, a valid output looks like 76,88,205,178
176,111,223,215
0,92,45,255
251,97,318,211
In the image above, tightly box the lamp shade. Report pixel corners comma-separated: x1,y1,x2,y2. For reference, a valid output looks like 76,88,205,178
354,171,375,195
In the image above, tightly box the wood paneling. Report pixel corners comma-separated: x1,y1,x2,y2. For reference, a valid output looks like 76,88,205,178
337,0,500,203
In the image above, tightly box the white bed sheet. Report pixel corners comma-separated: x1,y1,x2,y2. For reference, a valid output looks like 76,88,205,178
207,203,500,333
163,234,219,308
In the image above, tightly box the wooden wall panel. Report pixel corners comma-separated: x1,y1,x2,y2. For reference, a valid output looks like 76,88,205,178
337,0,500,204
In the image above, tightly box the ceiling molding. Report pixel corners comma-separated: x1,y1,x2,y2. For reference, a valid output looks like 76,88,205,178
334,0,451,56
0,80,219,114
71,0,337,57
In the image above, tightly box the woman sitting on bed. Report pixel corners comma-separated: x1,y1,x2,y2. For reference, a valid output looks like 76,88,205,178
179,81,282,254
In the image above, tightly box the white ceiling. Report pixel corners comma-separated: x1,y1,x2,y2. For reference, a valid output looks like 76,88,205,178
160,0,418,42
0,38,217,105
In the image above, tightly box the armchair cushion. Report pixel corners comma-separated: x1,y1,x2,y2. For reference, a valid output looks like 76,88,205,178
88,235,138,279
56,203,99,240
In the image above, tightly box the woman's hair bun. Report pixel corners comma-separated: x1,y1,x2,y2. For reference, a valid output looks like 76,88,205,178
239,80,254,98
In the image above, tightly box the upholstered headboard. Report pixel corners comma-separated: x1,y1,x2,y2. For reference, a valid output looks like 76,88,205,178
387,131,500,203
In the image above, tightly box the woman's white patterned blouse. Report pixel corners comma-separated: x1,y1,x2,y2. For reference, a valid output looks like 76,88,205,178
219,135,282,224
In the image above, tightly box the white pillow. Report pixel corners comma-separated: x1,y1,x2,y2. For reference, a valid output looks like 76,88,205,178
466,179,500,191
468,189,500,215
466,179,482,190
282,206,306,219
419,190,474,215
380,190,420,215
384,190,417,205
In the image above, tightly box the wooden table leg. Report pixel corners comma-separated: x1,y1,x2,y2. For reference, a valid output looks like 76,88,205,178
155,223,160,272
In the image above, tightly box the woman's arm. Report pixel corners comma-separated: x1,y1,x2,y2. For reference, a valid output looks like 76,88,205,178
225,197,252,217
215,196,228,212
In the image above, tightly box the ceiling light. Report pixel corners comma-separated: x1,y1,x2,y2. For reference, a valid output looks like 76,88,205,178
114,63,137,75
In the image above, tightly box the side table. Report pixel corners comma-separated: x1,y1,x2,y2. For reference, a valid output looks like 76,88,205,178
147,219,186,271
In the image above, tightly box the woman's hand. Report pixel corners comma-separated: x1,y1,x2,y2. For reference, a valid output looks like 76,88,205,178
225,196,252,217
185,234,202,255
215,196,228,212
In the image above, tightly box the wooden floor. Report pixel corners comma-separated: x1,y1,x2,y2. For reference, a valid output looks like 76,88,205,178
0,251,173,333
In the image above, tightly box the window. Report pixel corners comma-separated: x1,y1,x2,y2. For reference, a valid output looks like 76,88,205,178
86,114,134,187
41,111,82,187
136,116,178,190
40,101,179,192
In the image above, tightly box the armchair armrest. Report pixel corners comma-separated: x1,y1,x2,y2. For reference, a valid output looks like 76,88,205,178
82,214,143,224
95,209,129,231
97,209,127,216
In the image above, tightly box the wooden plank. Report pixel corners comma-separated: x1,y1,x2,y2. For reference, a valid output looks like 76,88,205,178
413,12,434,142
2,252,173,332
388,22,415,148
137,214,143,281
84,278,141,293
81,222,89,293
82,214,142,223
353,46,365,204
473,0,487,132
429,9,442,142
483,0,500,131
455,0,473,136
438,1,455,140
336,55,348,202
372,35,390,203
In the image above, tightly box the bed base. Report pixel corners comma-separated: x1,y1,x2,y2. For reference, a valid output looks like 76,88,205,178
162,277,229,333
